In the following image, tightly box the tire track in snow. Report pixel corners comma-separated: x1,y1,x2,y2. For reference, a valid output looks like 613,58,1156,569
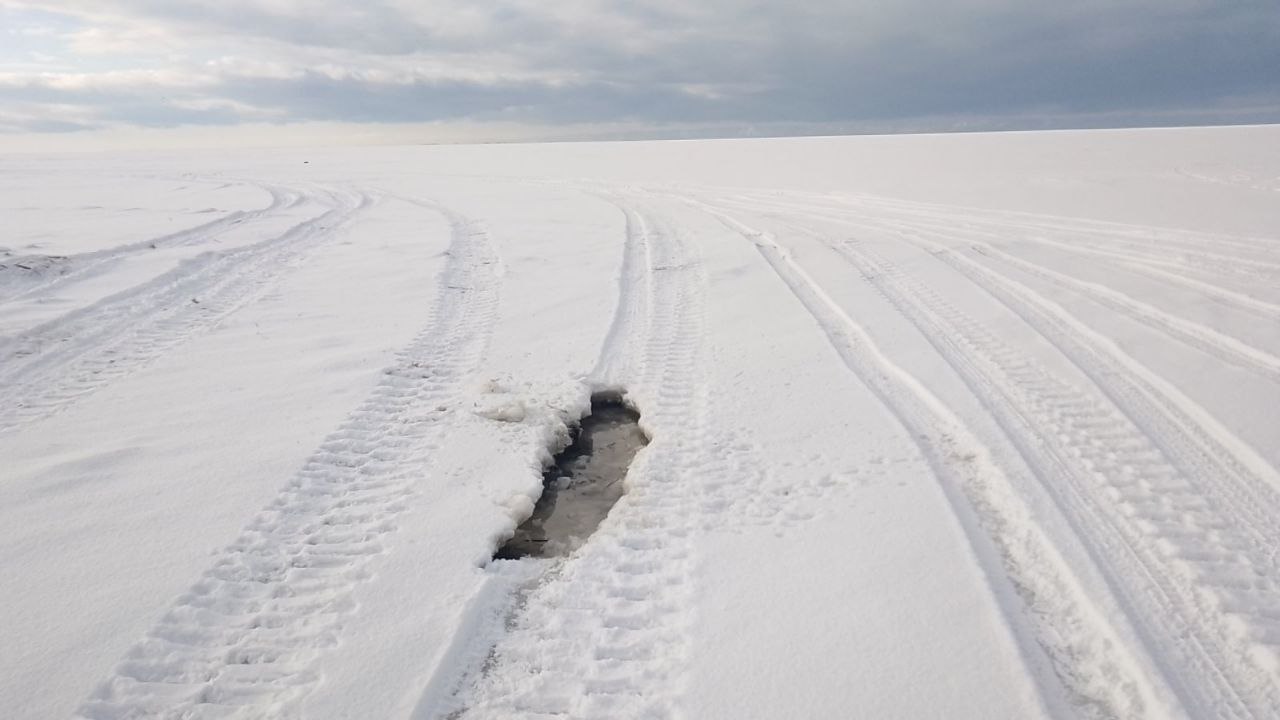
0,181,302,305
831,208,1280,322
935,210,1280,274
736,193,1280,506
869,217,1280,496
734,188,1280,270
713,193,1280,383
813,227,1280,718
987,233,1280,320
963,241,1280,383
76,198,502,720
714,191,1280,314
900,240,1280,704
719,191,1280,283
588,190,651,385
734,195,1280,715
0,186,366,435
682,196,1199,720
449,192,706,720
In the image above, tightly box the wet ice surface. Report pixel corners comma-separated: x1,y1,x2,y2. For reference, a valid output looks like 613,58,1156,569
495,397,648,559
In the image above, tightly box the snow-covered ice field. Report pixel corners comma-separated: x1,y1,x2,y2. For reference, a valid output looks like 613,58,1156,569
3,124,1280,719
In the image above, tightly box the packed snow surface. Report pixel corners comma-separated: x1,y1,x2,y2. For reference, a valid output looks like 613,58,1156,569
2,125,1280,720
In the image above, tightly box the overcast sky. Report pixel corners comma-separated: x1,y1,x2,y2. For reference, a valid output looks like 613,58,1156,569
1,0,1278,146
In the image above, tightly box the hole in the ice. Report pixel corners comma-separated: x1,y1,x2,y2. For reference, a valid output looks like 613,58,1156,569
494,393,648,560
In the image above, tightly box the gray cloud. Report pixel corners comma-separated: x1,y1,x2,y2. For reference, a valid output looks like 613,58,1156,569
0,0,1277,136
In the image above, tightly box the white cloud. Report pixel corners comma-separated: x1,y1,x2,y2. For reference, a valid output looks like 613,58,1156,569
0,68,216,90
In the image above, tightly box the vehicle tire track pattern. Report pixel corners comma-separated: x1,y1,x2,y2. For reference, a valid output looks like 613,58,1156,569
712,194,1280,367
451,194,706,720
683,197,1187,720
0,182,302,305
724,190,1280,276
0,187,367,434
817,231,1280,718
77,198,501,720
708,189,1280,716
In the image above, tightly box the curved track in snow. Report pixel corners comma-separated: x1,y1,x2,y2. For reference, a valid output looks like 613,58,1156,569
77,196,502,720
447,190,709,719
0,184,369,434
677,194,1170,719
0,180,305,305
5,145,1278,720
684,188,1280,719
